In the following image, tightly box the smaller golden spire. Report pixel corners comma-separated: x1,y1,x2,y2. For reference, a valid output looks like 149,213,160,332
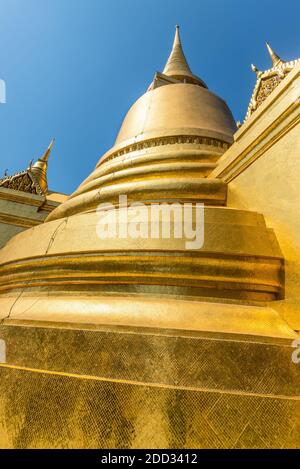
30,138,55,194
266,42,285,67
41,138,55,162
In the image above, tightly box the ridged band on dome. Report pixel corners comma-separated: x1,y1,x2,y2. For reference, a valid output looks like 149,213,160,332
0,206,284,303
48,139,228,222
0,251,283,302
100,134,230,165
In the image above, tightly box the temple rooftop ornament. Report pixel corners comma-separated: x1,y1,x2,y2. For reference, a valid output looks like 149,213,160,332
251,63,261,76
0,138,55,195
245,42,300,121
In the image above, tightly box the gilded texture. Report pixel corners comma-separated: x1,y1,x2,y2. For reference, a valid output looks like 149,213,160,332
1,367,299,449
0,324,299,395
0,324,299,449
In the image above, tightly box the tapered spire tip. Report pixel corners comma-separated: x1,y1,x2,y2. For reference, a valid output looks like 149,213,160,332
265,42,284,67
41,138,55,162
163,26,192,77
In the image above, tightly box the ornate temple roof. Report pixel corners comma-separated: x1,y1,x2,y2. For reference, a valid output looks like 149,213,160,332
245,43,300,121
0,139,55,196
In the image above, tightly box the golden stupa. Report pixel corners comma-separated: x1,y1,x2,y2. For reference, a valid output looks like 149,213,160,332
0,26,300,449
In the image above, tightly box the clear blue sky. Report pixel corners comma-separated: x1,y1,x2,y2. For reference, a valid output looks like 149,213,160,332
1,0,299,194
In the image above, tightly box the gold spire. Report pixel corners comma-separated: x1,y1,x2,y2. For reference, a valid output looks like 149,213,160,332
163,25,206,87
30,138,55,193
163,25,192,76
41,138,55,162
266,42,284,67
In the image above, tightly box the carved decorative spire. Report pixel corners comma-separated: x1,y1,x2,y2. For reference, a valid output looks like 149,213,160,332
266,42,285,67
162,26,207,87
30,138,55,193
244,43,299,123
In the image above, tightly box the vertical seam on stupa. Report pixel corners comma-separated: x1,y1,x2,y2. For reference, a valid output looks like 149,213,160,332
0,280,31,326
0,218,69,324
45,217,69,255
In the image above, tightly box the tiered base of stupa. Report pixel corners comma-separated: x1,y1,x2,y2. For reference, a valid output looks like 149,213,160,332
0,300,299,448
0,205,299,448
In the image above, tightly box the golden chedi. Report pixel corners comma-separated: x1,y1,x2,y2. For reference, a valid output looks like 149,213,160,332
0,27,299,449
0,27,282,305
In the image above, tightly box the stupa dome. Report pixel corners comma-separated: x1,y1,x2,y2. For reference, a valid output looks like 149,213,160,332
114,83,236,150
46,26,237,222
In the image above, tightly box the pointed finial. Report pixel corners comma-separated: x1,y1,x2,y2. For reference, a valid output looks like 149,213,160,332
162,26,206,87
163,25,192,77
266,42,284,67
41,138,55,162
